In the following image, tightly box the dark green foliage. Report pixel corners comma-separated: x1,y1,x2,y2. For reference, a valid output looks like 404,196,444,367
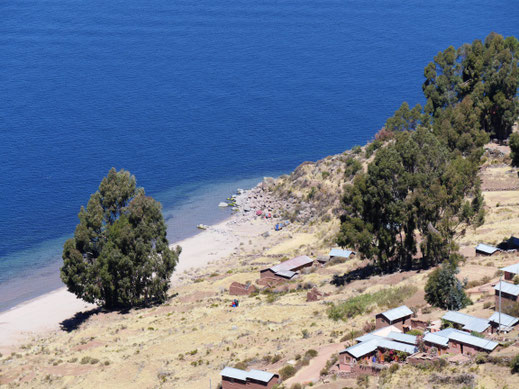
424,261,471,310
423,33,519,140
344,157,362,179
511,354,519,374
364,139,382,158
278,364,296,380
385,102,428,132
509,133,519,167
61,168,180,309
337,128,483,270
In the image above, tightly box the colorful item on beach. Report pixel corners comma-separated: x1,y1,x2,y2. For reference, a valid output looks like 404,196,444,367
231,299,239,308
256,210,263,216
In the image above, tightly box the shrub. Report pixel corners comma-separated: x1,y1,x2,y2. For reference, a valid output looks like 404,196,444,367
344,158,362,179
475,354,487,364
483,301,492,309
305,349,318,359
80,356,90,364
352,145,362,154
356,374,369,387
290,384,302,389
279,365,297,380
406,329,423,336
365,140,382,158
511,354,519,374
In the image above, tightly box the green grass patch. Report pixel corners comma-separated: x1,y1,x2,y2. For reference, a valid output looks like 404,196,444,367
327,285,417,321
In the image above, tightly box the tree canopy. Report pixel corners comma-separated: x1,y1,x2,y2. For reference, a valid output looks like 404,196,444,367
337,128,483,271
424,259,471,310
423,32,519,140
336,33,517,271
61,168,180,309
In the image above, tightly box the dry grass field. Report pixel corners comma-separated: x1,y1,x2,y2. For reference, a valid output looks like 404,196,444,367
2,146,519,388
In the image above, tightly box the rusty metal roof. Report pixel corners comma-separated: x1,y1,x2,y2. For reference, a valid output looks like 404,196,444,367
270,255,313,273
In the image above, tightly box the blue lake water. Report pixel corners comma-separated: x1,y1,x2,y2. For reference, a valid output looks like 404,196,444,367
1,0,518,311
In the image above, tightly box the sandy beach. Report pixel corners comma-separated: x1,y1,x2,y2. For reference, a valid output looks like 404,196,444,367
0,186,274,353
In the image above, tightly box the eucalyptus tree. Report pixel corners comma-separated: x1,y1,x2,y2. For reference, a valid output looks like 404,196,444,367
61,168,180,309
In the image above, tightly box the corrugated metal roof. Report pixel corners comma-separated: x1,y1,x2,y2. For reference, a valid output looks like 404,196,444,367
423,332,449,347
377,338,417,354
488,312,519,327
442,311,490,333
494,281,519,296
475,243,500,255
379,305,413,322
500,263,519,275
386,331,417,345
247,369,276,383
270,255,313,273
329,248,354,258
220,367,248,381
435,328,498,351
355,325,402,343
275,270,297,279
340,339,379,358
220,367,276,383
341,335,417,358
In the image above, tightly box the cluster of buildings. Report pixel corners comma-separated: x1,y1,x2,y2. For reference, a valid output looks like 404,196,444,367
337,301,518,374
219,246,519,386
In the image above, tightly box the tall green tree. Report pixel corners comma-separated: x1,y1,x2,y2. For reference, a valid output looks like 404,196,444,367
337,128,483,270
424,259,471,310
61,168,180,309
423,33,519,141
510,132,519,167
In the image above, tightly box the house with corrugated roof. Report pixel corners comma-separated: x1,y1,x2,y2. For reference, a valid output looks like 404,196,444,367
259,255,313,283
338,328,418,369
220,366,279,389
375,305,413,330
475,243,500,256
423,328,498,356
494,280,519,310
500,263,519,281
441,311,491,334
488,312,519,333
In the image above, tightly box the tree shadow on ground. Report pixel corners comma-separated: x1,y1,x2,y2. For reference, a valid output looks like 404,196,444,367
59,293,180,333
331,263,381,287
59,308,102,332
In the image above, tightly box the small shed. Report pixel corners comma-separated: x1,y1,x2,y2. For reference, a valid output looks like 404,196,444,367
375,305,413,330
500,263,519,281
220,367,279,389
494,280,519,309
328,248,355,260
475,243,500,256
488,311,519,333
260,255,313,282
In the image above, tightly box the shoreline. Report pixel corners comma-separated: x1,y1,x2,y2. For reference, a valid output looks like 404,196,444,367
0,175,268,314
0,181,276,352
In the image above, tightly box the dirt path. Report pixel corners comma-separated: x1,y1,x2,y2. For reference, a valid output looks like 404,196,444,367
285,342,345,386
